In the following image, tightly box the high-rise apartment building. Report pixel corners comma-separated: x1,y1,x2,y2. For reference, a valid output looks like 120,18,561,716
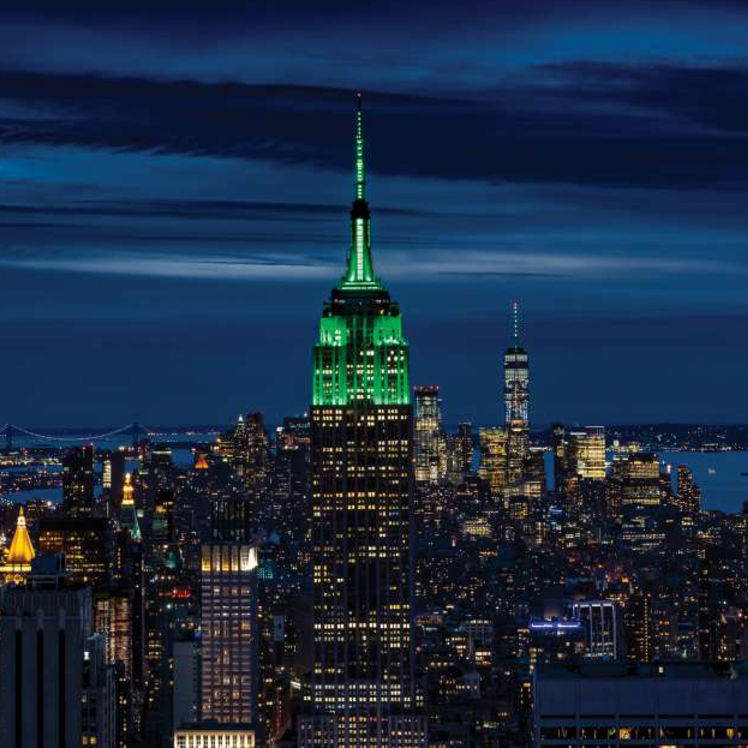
414,385,447,484
200,543,258,726
302,95,424,747
504,302,529,485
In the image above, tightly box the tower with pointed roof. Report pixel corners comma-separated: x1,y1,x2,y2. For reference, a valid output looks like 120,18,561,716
119,473,141,542
303,95,424,747
504,301,530,486
0,506,35,583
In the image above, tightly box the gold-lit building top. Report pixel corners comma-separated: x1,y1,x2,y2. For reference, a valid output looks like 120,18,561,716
7,507,35,565
1,507,35,583
121,472,134,507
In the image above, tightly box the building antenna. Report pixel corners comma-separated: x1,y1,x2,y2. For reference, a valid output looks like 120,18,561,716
355,91,365,201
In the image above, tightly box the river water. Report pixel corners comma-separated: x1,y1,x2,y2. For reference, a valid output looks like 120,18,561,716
660,450,748,514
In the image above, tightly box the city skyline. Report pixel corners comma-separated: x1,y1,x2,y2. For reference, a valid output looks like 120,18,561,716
2,21,748,744
2,1,748,425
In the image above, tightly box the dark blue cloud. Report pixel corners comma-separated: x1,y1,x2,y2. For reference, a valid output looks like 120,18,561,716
2,66,748,190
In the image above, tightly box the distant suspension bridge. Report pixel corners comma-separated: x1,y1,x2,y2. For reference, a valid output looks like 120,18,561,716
0,422,154,452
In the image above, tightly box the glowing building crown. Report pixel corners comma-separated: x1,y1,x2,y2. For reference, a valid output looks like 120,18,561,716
7,507,35,565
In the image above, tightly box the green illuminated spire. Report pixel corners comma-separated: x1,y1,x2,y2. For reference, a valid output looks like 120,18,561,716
340,92,381,291
313,93,410,407
355,92,365,201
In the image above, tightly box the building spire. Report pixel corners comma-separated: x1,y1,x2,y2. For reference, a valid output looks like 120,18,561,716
340,92,381,291
512,301,520,344
7,506,35,565
355,91,365,201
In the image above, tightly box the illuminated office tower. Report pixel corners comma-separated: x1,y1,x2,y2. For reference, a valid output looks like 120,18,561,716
609,453,663,508
504,302,529,485
572,600,624,659
230,412,270,497
210,491,255,543
103,451,126,517
38,515,113,586
200,543,258,725
551,424,567,493
94,588,134,679
272,415,312,561
118,472,142,541
566,426,606,480
94,585,137,748
624,589,652,662
456,423,474,475
302,95,424,747
414,385,447,483
478,427,507,497
447,422,474,485
677,464,702,517
62,444,96,516
115,526,146,707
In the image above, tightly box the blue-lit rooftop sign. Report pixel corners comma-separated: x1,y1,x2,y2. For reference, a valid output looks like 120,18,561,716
529,619,582,631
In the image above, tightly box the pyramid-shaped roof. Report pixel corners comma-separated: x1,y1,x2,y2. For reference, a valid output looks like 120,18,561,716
7,507,35,564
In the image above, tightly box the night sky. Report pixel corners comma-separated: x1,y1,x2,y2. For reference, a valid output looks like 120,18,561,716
2,0,748,427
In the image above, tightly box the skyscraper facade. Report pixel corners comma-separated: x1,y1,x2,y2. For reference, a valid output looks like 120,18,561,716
302,95,423,747
0,558,115,748
200,543,258,726
455,423,474,476
504,303,529,486
225,412,271,498
566,426,606,481
414,385,447,484
62,444,96,516
38,516,113,586
609,452,662,507
478,427,507,498
677,464,702,518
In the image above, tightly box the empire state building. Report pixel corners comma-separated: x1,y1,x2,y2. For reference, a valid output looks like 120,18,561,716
301,95,425,747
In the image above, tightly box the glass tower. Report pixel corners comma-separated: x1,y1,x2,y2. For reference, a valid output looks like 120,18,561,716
504,302,529,485
303,95,424,748
414,385,447,484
